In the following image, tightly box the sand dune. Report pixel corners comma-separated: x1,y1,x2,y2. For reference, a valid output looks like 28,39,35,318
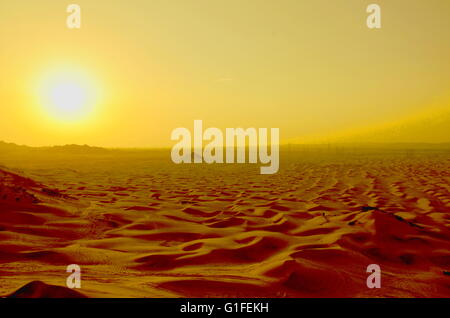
0,148,449,297
7,281,87,298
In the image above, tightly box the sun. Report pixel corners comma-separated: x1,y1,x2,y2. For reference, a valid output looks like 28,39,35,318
37,67,100,124
49,81,87,118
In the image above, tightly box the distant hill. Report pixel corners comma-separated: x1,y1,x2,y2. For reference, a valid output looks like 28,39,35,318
0,141,29,152
43,144,110,154
0,141,110,154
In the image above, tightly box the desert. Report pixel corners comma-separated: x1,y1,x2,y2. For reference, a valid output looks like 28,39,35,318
0,143,449,298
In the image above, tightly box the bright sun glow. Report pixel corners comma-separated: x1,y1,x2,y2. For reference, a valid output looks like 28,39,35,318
49,81,87,117
37,67,100,124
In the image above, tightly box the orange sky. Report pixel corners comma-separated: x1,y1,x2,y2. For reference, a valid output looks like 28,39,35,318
0,0,449,147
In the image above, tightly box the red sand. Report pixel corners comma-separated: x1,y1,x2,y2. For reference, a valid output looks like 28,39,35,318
0,148,449,297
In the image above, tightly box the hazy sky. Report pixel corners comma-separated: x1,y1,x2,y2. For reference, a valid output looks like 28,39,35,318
0,0,449,147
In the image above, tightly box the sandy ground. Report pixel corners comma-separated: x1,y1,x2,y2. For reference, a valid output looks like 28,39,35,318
0,147,449,298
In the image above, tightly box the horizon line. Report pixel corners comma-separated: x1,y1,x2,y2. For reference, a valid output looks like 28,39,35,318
2,140,450,151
